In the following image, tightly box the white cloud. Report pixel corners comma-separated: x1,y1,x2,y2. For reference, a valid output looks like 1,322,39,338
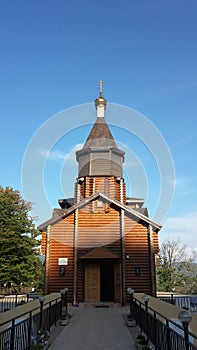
160,211,197,252
38,143,84,162
65,143,84,162
175,176,193,187
164,212,197,233
39,148,67,160
173,176,194,197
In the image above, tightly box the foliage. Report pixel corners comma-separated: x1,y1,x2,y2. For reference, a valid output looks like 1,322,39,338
136,334,151,349
157,238,197,293
0,186,44,290
127,314,134,321
61,314,69,320
30,329,49,349
137,335,146,340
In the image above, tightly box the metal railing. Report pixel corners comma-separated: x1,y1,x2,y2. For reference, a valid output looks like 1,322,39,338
0,295,62,350
131,296,197,350
158,294,197,312
0,294,39,312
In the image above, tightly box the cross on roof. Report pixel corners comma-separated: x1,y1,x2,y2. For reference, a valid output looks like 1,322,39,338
98,80,104,95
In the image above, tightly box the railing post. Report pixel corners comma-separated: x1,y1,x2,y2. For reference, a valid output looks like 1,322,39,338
15,294,18,307
60,288,69,316
153,311,157,349
178,310,192,350
10,319,15,350
39,296,45,329
48,301,52,331
65,288,68,315
55,299,58,325
28,311,32,349
127,288,134,314
142,294,150,342
166,319,171,350
60,289,65,316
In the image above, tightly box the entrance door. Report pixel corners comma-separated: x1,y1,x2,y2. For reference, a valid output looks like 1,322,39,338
85,264,100,302
100,264,114,301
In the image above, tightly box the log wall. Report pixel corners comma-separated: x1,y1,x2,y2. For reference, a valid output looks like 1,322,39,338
42,204,159,303
44,214,74,301
78,176,126,205
76,208,121,302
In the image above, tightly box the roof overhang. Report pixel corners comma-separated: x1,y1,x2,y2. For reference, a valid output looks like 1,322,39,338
80,246,119,259
38,191,162,232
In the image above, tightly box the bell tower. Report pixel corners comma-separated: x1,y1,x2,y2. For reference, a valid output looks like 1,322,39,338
75,82,126,203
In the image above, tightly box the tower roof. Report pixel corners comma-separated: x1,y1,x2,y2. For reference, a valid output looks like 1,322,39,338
76,82,124,178
83,116,118,149
83,81,117,149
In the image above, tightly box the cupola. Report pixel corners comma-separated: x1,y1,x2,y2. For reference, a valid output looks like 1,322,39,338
76,82,125,178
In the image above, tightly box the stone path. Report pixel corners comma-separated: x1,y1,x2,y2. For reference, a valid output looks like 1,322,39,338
48,305,138,350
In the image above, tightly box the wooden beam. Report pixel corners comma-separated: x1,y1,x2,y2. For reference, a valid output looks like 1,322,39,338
120,178,126,304
44,225,51,295
148,224,156,296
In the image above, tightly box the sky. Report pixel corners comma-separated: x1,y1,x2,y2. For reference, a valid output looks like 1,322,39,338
0,0,197,251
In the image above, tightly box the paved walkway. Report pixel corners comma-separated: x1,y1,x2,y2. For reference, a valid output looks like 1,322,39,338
48,305,137,350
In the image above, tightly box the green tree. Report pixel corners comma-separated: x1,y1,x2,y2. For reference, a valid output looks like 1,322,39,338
0,186,43,291
157,238,197,293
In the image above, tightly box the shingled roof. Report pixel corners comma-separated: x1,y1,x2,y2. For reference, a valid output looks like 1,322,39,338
83,117,118,149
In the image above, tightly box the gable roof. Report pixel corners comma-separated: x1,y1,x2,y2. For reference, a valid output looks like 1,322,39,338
38,192,162,232
80,246,119,259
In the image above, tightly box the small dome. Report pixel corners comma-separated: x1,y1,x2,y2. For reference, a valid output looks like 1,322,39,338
94,94,107,109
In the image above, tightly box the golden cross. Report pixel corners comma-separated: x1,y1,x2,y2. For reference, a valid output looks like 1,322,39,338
98,80,104,95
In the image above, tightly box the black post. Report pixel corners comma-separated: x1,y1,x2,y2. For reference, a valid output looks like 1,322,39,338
142,294,150,343
130,293,132,317
145,300,149,343
65,288,68,316
28,311,32,349
60,288,69,316
15,294,18,307
39,296,44,329
10,319,15,350
130,291,134,318
55,298,58,326
182,322,189,350
178,310,192,350
60,289,65,316
127,288,134,317
166,319,171,350
153,311,158,349
48,301,52,331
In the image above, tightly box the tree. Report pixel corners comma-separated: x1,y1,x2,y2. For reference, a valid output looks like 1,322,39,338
157,237,197,293
0,186,43,291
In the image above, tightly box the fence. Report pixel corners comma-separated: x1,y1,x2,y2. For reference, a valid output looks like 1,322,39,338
0,294,62,350
0,294,38,313
131,295,197,350
158,294,197,312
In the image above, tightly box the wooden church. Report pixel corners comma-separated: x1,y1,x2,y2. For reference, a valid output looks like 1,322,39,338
39,83,161,304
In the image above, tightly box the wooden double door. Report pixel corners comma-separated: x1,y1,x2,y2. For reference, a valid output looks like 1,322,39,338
85,262,121,302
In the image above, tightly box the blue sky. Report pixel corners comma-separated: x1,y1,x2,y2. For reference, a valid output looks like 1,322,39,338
0,1,197,251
